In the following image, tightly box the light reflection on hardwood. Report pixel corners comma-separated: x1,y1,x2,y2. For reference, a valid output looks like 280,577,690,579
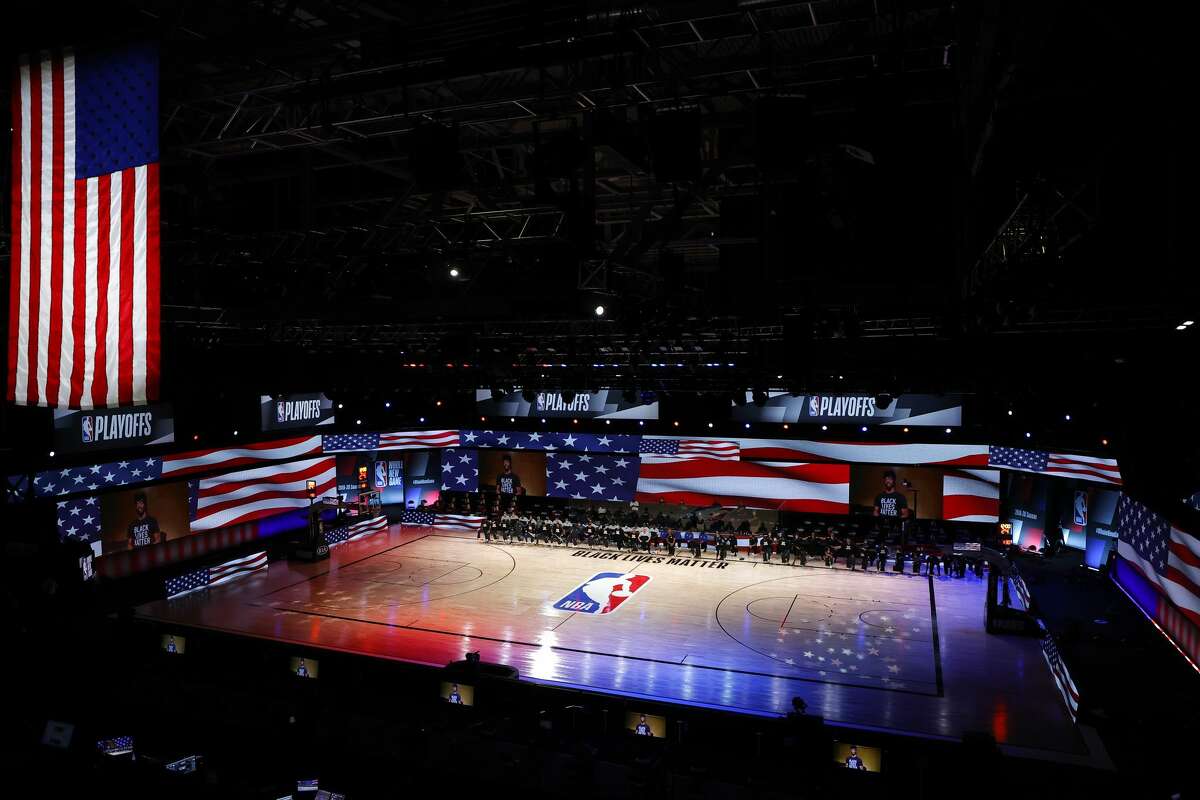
136,524,1089,759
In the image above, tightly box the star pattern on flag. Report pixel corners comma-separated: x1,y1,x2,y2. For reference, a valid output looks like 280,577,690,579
545,452,640,501
322,433,382,453
166,566,210,598
988,447,1050,472
36,458,162,497
1116,494,1169,573
439,448,479,492
460,430,640,454
56,496,102,543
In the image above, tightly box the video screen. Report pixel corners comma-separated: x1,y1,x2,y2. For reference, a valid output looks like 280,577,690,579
832,741,882,772
849,465,943,521
161,633,186,655
297,778,319,792
1003,473,1051,551
625,711,667,738
80,553,96,582
335,452,404,506
478,450,548,497
440,681,475,706
402,450,443,509
97,736,135,756
290,656,319,679
97,483,193,556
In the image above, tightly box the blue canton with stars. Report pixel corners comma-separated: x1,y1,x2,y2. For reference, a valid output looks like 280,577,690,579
56,496,102,544
987,447,1050,472
1115,494,1169,575
544,452,640,502
459,430,641,454
36,457,164,498
322,433,382,453
440,448,479,492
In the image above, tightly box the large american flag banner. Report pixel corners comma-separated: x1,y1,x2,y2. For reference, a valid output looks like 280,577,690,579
165,550,267,599
735,439,990,467
31,435,323,498
545,451,639,501
1115,494,1200,628
191,457,336,531
636,459,850,513
322,430,459,452
989,447,1122,486
941,469,1000,523
9,45,160,408
640,437,740,460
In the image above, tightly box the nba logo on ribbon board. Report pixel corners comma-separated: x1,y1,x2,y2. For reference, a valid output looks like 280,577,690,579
80,416,94,443
554,572,651,615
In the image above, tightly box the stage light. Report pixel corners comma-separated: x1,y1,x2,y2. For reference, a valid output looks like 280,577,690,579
821,425,828,431
673,421,679,427
1184,320,1195,326
449,267,460,278
1064,414,1070,421
385,401,391,408
945,427,951,433
1007,409,1013,416
541,418,547,423
233,430,238,436
436,400,443,407
48,450,55,457
1025,432,1031,439
1102,438,1109,446
744,423,751,429
193,434,199,441
838,375,844,380
605,419,611,425
861,426,867,432
573,418,578,424
903,427,909,433
356,419,362,425
638,420,644,427
594,304,605,317
776,374,783,380
510,417,515,422
480,416,486,421
1177,324,1188,330
783,423,789,430
419,416,426,423
338,403,344,409
708,422,713,428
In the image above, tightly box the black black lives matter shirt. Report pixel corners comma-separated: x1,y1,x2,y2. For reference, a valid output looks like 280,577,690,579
875,491,908,518
128,515,160,548
497,472,522,494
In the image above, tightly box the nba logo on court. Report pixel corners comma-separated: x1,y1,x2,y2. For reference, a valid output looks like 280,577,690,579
554,572,651,615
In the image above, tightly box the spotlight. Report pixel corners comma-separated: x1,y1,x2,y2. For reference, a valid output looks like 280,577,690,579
1184,320,1195,326
673,421,679,427
1007,409,1013,416
233,430,238,436
1025,432,1031,439
638,420,644,427
1177,324,1188,331
605,419,611,425
541,418,546,423
356,419,362,425
783,423,789,430
385,401,391,408
821,425,828,431
449,267,460,278
708,422,713,428
48,450,55,458
1064,414,1070,421
419,416,426,423
573,418,579,425
838,375,844,380
510,417,515,422
338,403,344,409
1101,438,1109,446
480,416,486,422
903,427,909,433
594,304,605,317
744,423,751,429
861,426,867,432
945,427,951,433
436,400,443,407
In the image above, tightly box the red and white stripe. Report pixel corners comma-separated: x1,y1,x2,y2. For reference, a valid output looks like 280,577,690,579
434,513,485,532
1042,641,1080,720
734,439,990,467
161,435,323,478
208,550,268,587
378,430,460,450
1156,594,1200,669
8,51,160,408
637,459,849,513
192,457,336,531
942,469,1000,522
1118,527,1200,627
1044,453,1122,486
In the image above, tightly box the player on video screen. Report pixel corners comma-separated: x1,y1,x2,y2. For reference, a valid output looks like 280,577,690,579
448,683,464,704
296,658,309,678
634,714,653,736
873,471,910,520
127,491,164,549
844,745,868,770
496,454,524,496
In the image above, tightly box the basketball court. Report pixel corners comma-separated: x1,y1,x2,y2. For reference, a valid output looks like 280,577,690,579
135,524,1101,763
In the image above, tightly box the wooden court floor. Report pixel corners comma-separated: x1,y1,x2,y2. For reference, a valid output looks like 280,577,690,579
136,524,1097,762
